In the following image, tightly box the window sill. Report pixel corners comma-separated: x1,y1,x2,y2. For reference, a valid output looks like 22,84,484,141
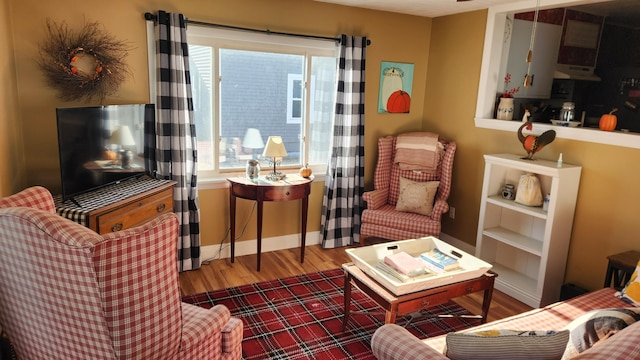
198,172,326,190
475,117,640,150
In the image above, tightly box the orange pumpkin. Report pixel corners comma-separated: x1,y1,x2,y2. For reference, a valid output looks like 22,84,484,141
103,149,117,160
387,90,411,113
599,108,618,131
299,163,312,178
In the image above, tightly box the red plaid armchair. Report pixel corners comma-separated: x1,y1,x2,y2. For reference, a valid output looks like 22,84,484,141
0,186,243,359
360,134,456,245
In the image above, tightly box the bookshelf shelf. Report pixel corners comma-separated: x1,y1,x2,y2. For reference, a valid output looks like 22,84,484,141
476,154,581,307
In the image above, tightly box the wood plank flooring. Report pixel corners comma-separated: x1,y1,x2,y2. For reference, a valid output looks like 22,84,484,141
179,244,533,323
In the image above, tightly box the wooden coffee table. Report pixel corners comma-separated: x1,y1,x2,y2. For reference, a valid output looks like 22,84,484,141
341,263,496,331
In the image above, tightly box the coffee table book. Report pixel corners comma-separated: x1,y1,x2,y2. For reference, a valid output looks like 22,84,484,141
421,248,460,271
346,237,492,296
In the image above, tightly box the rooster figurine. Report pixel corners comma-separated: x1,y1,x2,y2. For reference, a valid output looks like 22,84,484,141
518,110,556,160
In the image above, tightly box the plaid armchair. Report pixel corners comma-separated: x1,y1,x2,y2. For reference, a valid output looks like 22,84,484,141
360,134,456,245
0,186,243,359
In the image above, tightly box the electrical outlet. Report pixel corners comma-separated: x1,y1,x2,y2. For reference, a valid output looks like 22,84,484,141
449,207,455,219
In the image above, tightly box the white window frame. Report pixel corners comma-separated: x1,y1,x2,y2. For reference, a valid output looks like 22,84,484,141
146,22,337,183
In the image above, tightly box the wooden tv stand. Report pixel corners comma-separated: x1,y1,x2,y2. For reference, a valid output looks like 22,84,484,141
55,177,176,234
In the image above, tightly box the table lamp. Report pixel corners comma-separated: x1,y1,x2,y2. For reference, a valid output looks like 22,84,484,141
242,128,264,159
262,136,288,181
110,125,136,168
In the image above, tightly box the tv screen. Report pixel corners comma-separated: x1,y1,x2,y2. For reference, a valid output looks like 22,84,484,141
56,104,154,202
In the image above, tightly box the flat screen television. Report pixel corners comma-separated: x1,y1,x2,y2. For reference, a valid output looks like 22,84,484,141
56,104,155,203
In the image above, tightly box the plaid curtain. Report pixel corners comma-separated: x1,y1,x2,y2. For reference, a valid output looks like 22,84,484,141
147,11,200,271
320,35,367,248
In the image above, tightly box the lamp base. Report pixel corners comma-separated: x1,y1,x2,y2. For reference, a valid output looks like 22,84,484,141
265,172,286,181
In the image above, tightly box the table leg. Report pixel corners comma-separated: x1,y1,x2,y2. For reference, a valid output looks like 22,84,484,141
342,270,352,331
256,199,263,271
385,309,397,324
300,194,308,263
230,191,236,263
481,283,495,324
604,263,613,288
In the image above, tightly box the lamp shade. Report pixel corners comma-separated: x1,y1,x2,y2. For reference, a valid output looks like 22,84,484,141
110,125,136,146
242,128,264,149
262,136,288,158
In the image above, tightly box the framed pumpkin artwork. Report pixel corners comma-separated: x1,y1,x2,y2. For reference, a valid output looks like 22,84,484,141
378,61,414,114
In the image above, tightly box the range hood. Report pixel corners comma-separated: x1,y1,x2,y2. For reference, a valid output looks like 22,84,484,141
553,64,601,82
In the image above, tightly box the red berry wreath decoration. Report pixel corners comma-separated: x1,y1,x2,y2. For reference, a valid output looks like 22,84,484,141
38,19,131,102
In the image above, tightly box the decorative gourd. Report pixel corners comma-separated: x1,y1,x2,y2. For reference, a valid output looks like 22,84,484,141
299,163,312,178
103,149,117,160
386,90,411,113
599,108,618,131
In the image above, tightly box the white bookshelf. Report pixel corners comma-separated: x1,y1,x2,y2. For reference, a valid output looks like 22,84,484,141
476,154,581,307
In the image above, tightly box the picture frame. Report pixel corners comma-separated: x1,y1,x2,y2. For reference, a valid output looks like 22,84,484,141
378,61,415,113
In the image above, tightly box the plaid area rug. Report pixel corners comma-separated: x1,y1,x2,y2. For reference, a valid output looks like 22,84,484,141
182,268,481,359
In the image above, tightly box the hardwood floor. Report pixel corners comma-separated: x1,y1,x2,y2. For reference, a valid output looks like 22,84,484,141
179,244,533,323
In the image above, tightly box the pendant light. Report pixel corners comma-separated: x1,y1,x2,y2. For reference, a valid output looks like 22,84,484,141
524,0,541,88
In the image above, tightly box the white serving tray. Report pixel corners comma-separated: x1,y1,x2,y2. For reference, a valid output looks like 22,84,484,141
346,236,492,296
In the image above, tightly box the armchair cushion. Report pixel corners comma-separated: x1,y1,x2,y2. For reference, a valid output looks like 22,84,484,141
395,178,439,216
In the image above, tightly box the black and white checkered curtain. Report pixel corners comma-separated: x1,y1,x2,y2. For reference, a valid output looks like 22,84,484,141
147,11,201,271
320,35,367,248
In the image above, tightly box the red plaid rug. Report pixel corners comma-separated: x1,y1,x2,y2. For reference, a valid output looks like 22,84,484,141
182,268,480,359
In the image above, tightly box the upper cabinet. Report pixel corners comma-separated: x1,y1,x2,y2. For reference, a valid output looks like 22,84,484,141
503,8,603,100
505,17,562,99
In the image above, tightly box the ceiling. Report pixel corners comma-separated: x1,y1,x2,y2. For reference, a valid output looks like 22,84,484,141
312,0,512,18
312,0,640,25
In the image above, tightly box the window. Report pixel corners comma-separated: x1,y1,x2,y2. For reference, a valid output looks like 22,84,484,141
287,74,303,124
186,26,338,176
474,0,640,149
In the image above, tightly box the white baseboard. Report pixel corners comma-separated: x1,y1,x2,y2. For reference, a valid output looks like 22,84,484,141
200,231,473,262
201,231,322,262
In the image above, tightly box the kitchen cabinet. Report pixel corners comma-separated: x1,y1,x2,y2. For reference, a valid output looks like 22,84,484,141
505,19,563,99
476,154,581,308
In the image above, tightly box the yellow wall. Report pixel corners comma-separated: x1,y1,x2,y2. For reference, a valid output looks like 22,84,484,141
0,0,23,195
3,0,637,291
426,11,640,291
4,0,431,257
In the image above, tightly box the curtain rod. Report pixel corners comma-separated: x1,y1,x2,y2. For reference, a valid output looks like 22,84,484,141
144,12,371,46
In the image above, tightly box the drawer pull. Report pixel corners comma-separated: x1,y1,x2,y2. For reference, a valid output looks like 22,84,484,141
465,286,474,294
156,203,166,212
421,300,430,308
286,191,290,196
111,223,123,232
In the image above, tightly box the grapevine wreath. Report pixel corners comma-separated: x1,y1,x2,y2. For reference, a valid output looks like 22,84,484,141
38,19,131,102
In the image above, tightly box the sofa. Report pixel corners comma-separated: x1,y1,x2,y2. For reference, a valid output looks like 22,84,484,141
0,186,243,359
371,287,640,359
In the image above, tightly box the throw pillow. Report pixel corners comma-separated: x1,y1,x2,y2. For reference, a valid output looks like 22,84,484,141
617,260,640,305
444,329,569,360
395,177,439,216
560,307,640,359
